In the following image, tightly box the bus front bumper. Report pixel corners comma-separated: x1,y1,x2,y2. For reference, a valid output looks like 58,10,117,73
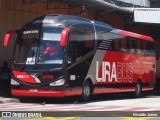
12,89,82,97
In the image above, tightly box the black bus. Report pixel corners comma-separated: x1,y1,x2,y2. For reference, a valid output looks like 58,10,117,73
4,14,156,101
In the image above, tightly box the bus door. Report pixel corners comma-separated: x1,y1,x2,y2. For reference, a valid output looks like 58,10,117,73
67,24,95,87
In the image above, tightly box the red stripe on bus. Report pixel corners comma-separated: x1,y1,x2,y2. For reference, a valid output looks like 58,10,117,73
94,88,135,94
13,70,37,84
94,87,154,94
12,89,82,97
118,30,154,42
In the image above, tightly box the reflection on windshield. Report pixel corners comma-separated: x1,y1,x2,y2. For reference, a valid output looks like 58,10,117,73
26,38,37,65
38,41,64,64
13,27,64,70
14,36,38,64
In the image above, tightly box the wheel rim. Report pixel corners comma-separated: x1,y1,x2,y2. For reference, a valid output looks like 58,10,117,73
136,82,141,95
82,81,92,101
84,83,90,97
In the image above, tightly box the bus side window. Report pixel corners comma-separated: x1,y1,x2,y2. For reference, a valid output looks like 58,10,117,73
145,41,155,56
67,24,94,65
136,40,143,55
144,41,148,56
67,30,77,65
130,38,137,54
150,42,155,56
76,24,94,58
120,37,126,52
140,40,144,55
142,41,146,55
114,39,120,51
126,38,130,53
84,31,94,49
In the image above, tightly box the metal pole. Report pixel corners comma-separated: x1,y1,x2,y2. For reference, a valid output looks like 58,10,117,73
131,0,134,7
143,0,146,6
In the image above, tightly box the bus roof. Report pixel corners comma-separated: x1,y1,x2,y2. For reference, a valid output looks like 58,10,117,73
111,29,154,42
24,14,112,29
23,14,154,42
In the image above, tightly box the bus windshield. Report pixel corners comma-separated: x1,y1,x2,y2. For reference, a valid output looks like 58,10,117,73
13,27,64,71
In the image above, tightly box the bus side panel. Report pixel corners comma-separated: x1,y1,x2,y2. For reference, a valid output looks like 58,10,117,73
96,50,132,84
87,50,156,94
66,55,95,88
130,54,156,86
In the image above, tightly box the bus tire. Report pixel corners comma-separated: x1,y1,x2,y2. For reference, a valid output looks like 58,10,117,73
135,80,142,97
81,80,92,102
18,97,41,103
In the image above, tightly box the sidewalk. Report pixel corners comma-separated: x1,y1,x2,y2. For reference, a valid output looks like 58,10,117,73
0,94,18,104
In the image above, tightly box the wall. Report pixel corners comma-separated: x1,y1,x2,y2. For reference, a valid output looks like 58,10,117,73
0,0,78,66
0,0,151,66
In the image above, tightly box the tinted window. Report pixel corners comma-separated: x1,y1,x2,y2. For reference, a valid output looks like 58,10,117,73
130,38,137,54
67,24,95,65
95,27,155,56
144,41,155,56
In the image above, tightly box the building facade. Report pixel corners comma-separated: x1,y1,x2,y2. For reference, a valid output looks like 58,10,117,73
0,0,156,66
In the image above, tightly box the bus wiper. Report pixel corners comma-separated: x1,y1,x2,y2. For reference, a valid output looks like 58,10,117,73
43,68,60,73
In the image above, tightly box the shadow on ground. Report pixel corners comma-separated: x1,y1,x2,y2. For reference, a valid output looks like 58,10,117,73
10,88,160,105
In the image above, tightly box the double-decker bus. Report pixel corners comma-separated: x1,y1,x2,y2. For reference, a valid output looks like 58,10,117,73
4,14,156,101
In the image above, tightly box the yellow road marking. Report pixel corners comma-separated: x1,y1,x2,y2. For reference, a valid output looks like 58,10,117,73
25,116,78,120
46,116,78,120
122,117,155,120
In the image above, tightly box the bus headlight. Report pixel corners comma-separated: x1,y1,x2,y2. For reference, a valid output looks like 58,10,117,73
49,79,65,86
11,79,20,85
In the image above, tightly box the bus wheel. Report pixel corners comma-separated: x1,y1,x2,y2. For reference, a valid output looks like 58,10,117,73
135,81,142,97
81,80,92,102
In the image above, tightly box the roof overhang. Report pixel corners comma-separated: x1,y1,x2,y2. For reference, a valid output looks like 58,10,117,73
65,0,133,13
132,8,160,24
23,0,133,14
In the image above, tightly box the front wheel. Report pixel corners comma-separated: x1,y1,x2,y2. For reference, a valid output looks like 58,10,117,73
81,81,92,102
135,81,142,97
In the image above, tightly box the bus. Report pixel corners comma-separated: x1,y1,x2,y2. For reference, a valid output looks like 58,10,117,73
4,14,156,101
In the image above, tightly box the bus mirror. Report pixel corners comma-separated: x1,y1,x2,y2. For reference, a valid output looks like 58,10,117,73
60,28,70,46
3,29,17,47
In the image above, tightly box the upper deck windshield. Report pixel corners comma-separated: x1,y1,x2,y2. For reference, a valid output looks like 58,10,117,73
13,27,64,71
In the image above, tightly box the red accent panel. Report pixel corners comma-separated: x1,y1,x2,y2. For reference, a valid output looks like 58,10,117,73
13,70,37,83
60,28,70,46
118,30,154,42
4,30,16,47
12,89,82,97
97,51,156,84
142,87,154,91
94,88,135,94
11,87,154,97
94,86,154,94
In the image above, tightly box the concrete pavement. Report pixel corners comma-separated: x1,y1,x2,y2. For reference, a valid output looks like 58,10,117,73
0,95,18,104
